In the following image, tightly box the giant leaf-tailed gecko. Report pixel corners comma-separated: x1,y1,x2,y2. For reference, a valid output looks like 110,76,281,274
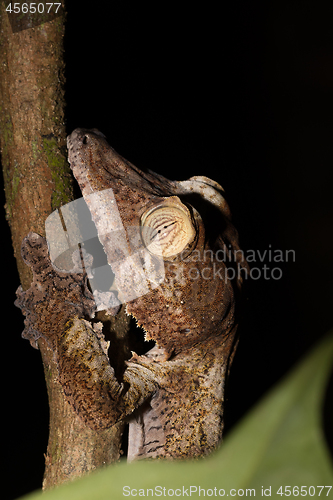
15,129,248,461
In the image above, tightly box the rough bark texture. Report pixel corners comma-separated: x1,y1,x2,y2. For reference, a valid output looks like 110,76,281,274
0,4,125,489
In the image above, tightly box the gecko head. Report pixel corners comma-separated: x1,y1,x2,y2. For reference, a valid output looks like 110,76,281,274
67,129,248,358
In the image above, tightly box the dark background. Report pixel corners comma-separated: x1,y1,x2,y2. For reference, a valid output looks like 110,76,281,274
2,2,333,499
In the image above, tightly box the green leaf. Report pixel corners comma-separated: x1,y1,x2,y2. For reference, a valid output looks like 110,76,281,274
21,331,333,500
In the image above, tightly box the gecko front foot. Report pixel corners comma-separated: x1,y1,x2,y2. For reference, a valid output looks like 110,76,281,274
15,232,97,349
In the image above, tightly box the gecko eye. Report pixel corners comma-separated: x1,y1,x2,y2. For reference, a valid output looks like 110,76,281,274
140,197,197,258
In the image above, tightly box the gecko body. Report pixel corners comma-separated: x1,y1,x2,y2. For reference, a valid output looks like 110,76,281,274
16,129,248,460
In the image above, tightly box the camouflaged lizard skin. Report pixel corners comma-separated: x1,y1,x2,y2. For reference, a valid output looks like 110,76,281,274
16,129,248,461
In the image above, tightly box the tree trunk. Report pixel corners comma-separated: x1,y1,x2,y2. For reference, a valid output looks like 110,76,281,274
0,4,124,489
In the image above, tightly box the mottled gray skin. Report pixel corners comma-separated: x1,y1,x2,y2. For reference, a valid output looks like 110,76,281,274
16,129,248,461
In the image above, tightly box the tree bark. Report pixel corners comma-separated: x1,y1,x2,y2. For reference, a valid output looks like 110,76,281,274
0,3,125,489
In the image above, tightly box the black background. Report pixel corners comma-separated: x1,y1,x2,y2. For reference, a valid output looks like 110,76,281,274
2,2,333,499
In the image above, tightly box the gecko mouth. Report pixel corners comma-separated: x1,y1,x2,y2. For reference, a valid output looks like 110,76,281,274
94,308,155,382
126,317,155,356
